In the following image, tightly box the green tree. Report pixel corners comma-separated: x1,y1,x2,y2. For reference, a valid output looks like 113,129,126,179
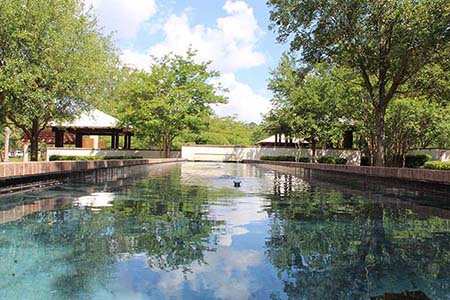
117,51,227,157
385,98,450,166
266,55,357,161
196,116,259,146
268,0,450,166
0,0,117,161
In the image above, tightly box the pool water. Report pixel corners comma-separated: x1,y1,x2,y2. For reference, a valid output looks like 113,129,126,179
0,162,449,300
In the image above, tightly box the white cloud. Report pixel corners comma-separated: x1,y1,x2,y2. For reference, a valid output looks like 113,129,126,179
147,0,266,73
213,73,270,123
119,49,153,71
117,0,270,123
84,0,157,40
155,247,265,300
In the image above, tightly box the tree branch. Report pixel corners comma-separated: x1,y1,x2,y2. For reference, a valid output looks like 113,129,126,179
7,112,31,137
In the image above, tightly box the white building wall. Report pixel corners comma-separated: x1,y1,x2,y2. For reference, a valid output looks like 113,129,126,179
181,145,361,165
408,149,450,162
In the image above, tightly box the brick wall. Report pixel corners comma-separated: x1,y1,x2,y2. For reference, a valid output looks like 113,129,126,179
245,160,450,185
0,158,184,180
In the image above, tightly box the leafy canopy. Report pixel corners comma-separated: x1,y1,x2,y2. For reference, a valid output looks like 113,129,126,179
0,0,118,160
268,0,450,165
117,50,227,155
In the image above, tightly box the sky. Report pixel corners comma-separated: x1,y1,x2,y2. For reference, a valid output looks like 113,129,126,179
83,0,286,123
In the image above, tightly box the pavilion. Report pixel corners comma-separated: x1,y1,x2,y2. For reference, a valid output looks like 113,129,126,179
50,109,133,150
256,134,309,148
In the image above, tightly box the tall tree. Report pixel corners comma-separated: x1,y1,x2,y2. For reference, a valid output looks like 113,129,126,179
268,0,450,166
0,0,117,160
385,98,450,166
117,51,227,157
266,55,357,161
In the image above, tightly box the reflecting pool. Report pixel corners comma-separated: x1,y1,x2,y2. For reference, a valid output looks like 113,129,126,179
0,162,449,300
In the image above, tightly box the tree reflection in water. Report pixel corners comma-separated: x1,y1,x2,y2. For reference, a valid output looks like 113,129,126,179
16,167,227,299
1,163,449,300
265,171,450,300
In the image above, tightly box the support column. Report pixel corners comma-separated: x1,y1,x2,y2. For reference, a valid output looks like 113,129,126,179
75,134,83,148
115,134,120,150
55,130,64,148
111,134,116,149
127,135,132,150
23,143,29,162
124,135,130,150
343,130,354,149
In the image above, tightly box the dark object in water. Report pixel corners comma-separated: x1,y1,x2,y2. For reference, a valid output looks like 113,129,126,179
371,291,431,300
233,180,241,188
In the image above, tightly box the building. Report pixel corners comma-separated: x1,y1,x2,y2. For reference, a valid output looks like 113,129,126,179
49,109,133,150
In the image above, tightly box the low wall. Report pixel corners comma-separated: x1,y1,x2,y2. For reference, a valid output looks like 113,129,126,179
408,149,450,162
182,145,361,165
0,158,183,181
46,148,181,161
245,160,450,185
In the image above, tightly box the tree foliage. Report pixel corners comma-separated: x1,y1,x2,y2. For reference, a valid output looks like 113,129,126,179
385,98,450,166
0,0,117,160
268,0,450,165
265,54,359,160
177,115,262,146
117,51,227,157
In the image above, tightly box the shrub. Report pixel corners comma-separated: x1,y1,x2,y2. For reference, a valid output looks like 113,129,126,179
260,156,311,162
361,156,370,166
49,155,143,161
103,155,143,160
317,156,347,165
297,157,311,163
317,156,335,164
260,155,296,162
335,158,348,165
405,154,432,168
423,161,450,170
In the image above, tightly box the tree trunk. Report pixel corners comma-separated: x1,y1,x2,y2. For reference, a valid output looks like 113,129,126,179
311,139,317,163
3,127,11,162
374,106,387,167
162,133,170,158
401,142,408,168
30,119,40,161
366,137,375,166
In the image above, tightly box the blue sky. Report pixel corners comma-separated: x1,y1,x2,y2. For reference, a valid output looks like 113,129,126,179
84,0,286,123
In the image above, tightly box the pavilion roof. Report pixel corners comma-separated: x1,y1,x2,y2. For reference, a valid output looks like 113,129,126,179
50,109,119,129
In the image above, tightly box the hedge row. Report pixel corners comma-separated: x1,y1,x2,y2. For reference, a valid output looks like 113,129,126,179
49,155,143,161
317,156,347,165
361,154,432,168
260,155,349,164
260,156,312,162
404,154,432,168
260,155,296,162
423,161,450,170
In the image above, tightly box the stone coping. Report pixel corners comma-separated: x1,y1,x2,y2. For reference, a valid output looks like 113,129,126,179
244,160,450,185
0,158,185,180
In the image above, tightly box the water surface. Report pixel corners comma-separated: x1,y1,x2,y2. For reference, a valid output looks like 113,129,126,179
0,162,449,300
